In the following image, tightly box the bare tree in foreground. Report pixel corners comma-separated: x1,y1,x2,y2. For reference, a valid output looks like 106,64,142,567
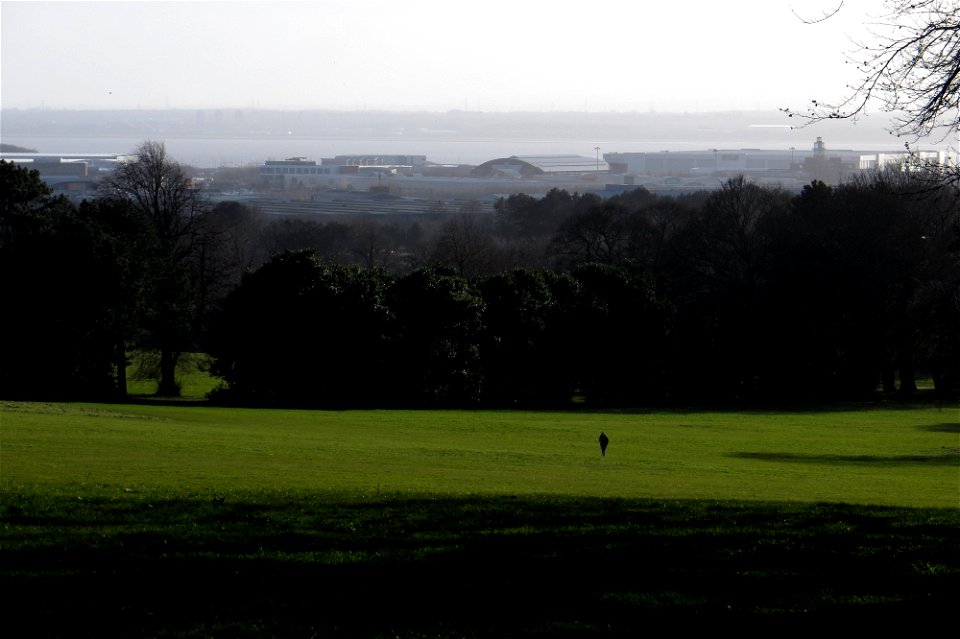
784,1,959,186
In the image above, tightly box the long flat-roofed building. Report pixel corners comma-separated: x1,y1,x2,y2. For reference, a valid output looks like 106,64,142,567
261,155,429,189
604,137,954,185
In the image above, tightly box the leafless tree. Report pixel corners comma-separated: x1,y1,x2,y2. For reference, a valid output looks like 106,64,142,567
430,212,498,279
548,202,632,268
350,218,395,270
102,141,204,259
790,1,845,25
787,1,959,139
100,141,206,396
202,201,267,287
784,1,959,185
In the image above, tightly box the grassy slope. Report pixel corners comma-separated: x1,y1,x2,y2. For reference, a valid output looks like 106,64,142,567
1,401,957,506
1,401,957,637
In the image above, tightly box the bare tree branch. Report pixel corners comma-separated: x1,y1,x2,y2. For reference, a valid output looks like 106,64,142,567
783,0,960,142
790,1,844,25
100,141,205,260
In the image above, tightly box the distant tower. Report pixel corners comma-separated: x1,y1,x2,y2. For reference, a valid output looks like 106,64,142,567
813,136,826,158
806,136,840,183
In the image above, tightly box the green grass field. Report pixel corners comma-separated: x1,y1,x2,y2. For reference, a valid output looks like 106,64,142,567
2,401,957,506
2,400,958,637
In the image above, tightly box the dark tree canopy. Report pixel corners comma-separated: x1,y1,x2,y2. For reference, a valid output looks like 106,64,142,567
0,160,51,219
208,250,394,406
1,164,146,399
201,171,958,408
478,269,580,406
3,141,957,407
388,266,485,406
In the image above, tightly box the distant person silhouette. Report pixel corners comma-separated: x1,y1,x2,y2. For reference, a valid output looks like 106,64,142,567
598,431,609,457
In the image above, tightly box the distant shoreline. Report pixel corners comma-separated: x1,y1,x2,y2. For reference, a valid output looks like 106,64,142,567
3,108,949,169
0,143,38,153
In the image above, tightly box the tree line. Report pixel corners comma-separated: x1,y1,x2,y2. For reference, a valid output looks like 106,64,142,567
2,142,958,406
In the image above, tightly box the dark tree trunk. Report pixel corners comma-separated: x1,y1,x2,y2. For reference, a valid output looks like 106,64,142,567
897,349,917,397
157,348,180,396
115,339,128,399
898,366,917,397
881,367,897,394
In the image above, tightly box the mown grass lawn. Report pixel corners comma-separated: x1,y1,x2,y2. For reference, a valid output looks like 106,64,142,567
1,400,958,637
2,401,957,506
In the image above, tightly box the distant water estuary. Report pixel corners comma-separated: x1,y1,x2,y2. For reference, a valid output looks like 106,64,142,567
3,132,921,169
5,109,945,169
3,134,605,167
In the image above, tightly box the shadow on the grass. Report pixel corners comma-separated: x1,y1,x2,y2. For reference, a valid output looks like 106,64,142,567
918,422,960,433
729,451,960,466
2,494,957,637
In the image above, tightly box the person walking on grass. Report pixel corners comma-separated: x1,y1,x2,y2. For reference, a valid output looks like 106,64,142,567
599,431,609,457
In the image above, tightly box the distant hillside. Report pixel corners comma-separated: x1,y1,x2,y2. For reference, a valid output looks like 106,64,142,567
1,143,38,153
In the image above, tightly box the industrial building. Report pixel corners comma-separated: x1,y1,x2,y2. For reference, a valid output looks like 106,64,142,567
260,155,428,189
5,137,956,212
0,152,132,198
603,137,953,186
472,155,608,178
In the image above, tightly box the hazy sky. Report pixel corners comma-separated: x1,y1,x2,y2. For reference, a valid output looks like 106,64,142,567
2,0,882,112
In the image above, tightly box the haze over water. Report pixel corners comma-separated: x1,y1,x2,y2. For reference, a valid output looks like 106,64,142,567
6,2,954,168
3,110,926,168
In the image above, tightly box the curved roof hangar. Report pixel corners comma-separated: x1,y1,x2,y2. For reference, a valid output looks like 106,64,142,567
472,155,606,177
